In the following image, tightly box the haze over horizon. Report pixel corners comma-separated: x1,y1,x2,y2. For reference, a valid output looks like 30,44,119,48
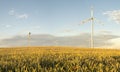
0,0,120,48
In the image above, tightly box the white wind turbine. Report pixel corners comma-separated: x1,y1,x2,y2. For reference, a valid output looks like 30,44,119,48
80,6,103,48
16,30,32,47
28,32,31,47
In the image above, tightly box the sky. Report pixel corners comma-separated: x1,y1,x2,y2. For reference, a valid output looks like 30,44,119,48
0,0,120,48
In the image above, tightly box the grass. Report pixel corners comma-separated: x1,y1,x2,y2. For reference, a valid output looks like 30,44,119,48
0,46,120,72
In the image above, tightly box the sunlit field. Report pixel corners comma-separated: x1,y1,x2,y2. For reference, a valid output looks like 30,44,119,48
0,46,120,72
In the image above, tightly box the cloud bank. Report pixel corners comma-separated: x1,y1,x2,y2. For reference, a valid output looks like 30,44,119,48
104,10,120,24
0,33,119,48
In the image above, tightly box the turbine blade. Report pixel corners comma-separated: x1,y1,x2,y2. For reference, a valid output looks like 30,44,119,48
79,18,93,25
94,18,104,25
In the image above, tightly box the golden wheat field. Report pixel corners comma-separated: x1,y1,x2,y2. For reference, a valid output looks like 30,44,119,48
0,46,120,72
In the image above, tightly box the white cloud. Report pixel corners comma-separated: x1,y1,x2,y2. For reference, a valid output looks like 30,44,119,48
33,26,41,29
5,25,11,28
17,14,28,19
8,9,29,19
104,10,120,24
62,29,73,33
110,38,120,48
8,9,15,16
99,30,112,34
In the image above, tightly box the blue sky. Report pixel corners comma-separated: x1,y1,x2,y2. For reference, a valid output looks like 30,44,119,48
0,0,120,47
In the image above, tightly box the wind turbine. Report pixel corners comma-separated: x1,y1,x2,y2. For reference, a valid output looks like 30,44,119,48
28,32,31,47
80,6,103,48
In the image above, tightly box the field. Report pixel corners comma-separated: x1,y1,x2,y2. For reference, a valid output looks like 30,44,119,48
0,46,120,72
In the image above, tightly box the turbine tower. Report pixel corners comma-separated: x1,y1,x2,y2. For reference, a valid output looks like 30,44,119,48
91,7,94,48
28,32,31,47
80,6,103,48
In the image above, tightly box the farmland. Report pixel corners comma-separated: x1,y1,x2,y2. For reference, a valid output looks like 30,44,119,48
0,46,120,72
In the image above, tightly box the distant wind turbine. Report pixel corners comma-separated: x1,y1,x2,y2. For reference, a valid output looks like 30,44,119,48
28,32,31,47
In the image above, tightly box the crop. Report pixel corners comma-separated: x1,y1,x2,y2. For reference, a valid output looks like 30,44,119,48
0,46,120,72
